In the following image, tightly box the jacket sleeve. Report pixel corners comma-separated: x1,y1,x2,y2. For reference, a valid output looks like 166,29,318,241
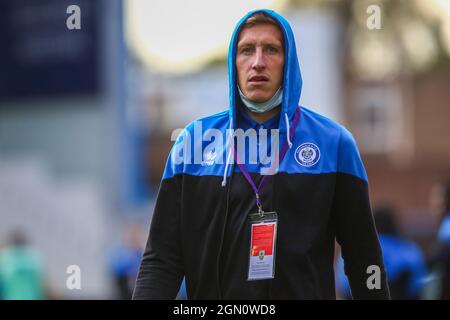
132,136,186,299
332,127,390,300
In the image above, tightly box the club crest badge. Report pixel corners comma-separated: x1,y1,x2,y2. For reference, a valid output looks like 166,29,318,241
294,143,320,167
259,250,265,261
201,150,217,166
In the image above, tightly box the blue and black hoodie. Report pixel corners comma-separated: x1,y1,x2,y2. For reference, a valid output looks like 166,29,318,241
133,9,390,300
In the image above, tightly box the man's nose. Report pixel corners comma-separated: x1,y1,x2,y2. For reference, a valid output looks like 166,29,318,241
251,48,266,70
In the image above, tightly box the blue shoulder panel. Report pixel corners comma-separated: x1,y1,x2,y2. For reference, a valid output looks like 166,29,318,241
162,107,368,184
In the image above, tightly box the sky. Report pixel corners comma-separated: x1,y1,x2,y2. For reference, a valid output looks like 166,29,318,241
125,0,286,73
125,0,450,74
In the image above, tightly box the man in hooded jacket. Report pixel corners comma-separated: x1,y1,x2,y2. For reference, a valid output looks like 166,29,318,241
133,9,390,300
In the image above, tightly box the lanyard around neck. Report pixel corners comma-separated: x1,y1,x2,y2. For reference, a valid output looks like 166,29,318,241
233,106,301,213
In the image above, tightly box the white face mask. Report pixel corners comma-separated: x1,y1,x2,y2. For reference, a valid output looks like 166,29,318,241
238,86,283,113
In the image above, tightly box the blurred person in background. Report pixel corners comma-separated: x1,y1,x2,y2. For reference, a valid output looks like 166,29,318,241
109,224,145,299
0,230,46,300
428,180,450,299
336,206,426,300
109,224,188,300
133,9,389,299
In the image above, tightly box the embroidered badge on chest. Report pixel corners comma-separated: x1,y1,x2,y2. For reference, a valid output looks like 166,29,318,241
201,150,217,166
294,143,320,167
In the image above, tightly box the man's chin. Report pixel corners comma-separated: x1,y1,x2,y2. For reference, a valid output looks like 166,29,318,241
245,93,272,103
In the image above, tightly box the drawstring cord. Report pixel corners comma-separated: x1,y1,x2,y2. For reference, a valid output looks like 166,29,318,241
221,121,233,187
285,112,293,149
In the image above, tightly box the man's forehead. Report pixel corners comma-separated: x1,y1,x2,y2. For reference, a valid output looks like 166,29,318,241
237,24,284,45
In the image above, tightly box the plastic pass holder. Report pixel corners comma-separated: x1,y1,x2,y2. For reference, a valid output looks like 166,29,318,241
247,211,278,281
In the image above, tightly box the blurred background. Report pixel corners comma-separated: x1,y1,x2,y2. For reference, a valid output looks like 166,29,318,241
0,0,449,299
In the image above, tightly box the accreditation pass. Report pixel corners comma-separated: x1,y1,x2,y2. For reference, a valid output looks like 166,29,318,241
248,211,278,281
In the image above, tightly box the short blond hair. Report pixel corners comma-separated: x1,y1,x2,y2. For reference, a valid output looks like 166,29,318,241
241,12,280,31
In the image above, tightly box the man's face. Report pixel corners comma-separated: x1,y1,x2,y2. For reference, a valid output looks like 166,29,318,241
236,23,284,103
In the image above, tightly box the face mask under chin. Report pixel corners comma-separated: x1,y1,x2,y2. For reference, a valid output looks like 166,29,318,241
238,86,283,113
